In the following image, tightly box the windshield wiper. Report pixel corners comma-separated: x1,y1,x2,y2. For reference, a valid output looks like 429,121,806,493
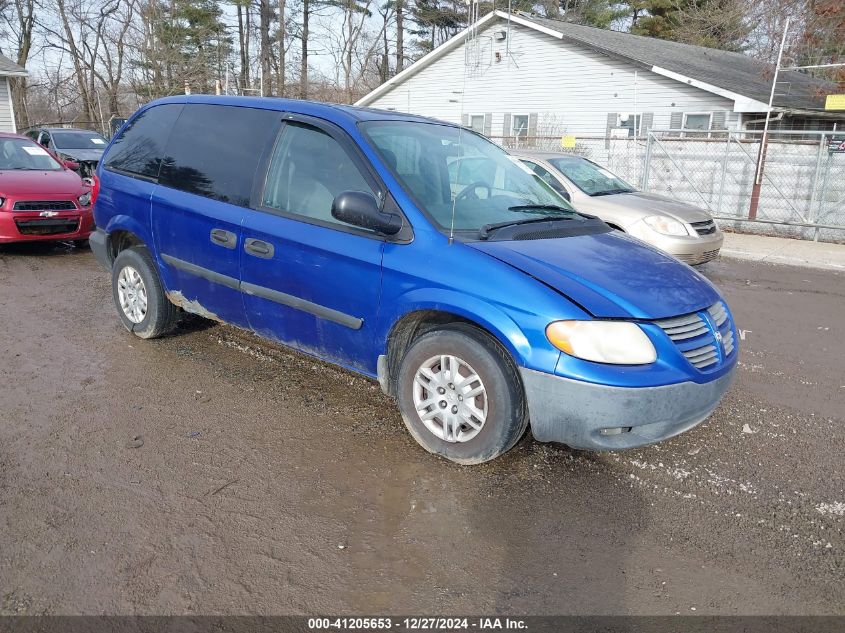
507,203,574,213
479,216,575,240
591,188,634,196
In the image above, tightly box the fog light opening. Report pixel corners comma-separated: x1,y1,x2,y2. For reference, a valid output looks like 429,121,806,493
599,426,633,436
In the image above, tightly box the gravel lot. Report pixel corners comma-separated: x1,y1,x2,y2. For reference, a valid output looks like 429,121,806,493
0,242,842,615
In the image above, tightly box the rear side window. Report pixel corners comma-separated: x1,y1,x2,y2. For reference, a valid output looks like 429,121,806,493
159,104,278,207
104,104,182,179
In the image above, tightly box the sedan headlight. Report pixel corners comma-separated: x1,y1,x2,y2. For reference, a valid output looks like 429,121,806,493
78,192,92,207
643,215,689,236
546,320,657,365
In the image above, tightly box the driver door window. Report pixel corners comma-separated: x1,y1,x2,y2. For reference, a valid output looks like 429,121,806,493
262,122,375,228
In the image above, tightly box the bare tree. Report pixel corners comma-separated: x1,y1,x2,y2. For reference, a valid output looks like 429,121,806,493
277,0,286,95
0,0,38,128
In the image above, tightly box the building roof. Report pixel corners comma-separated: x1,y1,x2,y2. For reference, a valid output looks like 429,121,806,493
357,10,836,113
0,53,27,76
520,13,833,111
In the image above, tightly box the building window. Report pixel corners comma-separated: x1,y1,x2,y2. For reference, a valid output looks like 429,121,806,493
684,113,712,137
621,114,641,137
468,115,485,134
512,114,529,138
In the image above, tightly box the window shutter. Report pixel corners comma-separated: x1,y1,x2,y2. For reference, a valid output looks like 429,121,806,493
641,112,654,135
670,112,684,130
711,111,727,129
461,113,469,127
528,113,538,138
606,112,618,134
483,113,492,136
503,113,512,137
605,112,617,147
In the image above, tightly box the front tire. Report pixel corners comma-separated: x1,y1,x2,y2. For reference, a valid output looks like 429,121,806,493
396,324,528,464
111,246,179,339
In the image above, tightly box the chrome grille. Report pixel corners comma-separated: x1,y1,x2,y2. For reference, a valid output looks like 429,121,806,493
653,312,709,341
691,219,716,235
708,302,728,327
685,344,719,369
722,329,735,356
654,301,735,371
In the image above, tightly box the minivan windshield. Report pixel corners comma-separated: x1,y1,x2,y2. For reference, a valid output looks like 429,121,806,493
52,131,108,150
547,156,636,196
361,121,578,234
0,138,62,171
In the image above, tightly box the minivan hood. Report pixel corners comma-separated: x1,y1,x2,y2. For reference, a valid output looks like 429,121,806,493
591,191,713,224
0,169,85,196
470,231,720,319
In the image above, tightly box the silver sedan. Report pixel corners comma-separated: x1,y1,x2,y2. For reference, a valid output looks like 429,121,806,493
513,151,724,266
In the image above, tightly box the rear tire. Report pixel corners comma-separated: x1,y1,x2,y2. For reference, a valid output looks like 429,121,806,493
396,324,528,465
111,246,179,339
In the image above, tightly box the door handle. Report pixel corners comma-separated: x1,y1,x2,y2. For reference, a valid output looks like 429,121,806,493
245,238,274,259
210,228,237,249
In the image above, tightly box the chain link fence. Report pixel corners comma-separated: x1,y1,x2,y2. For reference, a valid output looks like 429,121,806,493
490,130,845,243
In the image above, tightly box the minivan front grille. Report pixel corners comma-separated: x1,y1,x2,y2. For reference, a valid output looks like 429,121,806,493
653,301,735,371
13,200,76,211
691,220,716,235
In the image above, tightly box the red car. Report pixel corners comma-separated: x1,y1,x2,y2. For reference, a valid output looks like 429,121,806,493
0,132,94,246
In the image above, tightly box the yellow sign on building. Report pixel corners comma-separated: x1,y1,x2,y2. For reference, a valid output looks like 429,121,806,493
825,94,845,111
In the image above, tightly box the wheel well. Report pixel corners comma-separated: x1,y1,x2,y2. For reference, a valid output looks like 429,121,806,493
382,310,517,397
108,230,145,261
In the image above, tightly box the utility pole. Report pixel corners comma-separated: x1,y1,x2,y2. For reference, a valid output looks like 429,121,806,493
749,17,789,220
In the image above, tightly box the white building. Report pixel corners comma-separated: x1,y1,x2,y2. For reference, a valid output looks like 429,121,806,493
357,10,842,138
0,53,26,133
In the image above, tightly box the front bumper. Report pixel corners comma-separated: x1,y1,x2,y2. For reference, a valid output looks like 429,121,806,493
0,209,94,244
629,225,724,266
521,366,736,450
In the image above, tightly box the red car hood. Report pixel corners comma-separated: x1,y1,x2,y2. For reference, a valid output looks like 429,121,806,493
0,169,85,196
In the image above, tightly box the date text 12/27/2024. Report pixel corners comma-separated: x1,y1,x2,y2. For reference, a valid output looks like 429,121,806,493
307,618,528,630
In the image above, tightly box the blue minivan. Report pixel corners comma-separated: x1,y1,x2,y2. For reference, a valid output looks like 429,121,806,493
90,96,737,464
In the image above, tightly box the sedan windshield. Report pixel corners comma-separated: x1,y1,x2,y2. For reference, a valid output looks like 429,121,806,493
0,138,62,171
361,121,577,234
548,156,635,196
51,131,108,150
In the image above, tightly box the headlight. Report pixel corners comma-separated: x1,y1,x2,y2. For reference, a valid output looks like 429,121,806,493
78,192,92,207
643,215,689,236
546,320,657,365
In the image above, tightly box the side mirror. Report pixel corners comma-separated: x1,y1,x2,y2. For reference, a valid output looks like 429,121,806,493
332,191,403,236
64,160,80,171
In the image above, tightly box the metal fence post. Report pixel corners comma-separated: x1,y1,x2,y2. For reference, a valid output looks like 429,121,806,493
807,133,826,242
816,138,833,242
717,132,731,216
641,132,653,191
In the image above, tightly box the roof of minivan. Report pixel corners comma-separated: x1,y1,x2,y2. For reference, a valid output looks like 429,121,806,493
147,94,451,126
